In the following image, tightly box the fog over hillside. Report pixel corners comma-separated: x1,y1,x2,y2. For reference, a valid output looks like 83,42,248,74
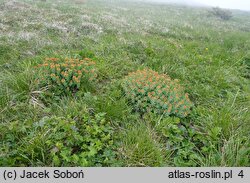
142,0,203,6
140,0,250,11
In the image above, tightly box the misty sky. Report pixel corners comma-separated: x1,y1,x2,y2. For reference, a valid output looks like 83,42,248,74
197,0,250,11
146,0,250,11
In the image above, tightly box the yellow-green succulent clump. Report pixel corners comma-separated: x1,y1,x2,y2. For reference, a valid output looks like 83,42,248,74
122,69,193,118
35,57,97,94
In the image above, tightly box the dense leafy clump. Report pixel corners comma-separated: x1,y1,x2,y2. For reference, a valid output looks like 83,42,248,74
122,69,193,118
0,113,116,166
210,7,232,20
155,116,203,166
35,57,97,94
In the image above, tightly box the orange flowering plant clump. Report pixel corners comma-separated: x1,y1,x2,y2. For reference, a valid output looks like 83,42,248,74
122,69,193,118
35,57,97,94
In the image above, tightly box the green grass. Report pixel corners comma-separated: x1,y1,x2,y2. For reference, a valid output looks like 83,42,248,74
118,122,166,167
0,0,249,167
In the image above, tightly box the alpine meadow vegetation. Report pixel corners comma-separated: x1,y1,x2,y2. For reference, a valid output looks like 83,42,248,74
0,0,249,167
35,57,97,95
122,69,193,118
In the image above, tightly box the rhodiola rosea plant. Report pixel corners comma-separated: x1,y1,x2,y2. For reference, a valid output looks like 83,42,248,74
122,69,193,118
35,57,97,95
